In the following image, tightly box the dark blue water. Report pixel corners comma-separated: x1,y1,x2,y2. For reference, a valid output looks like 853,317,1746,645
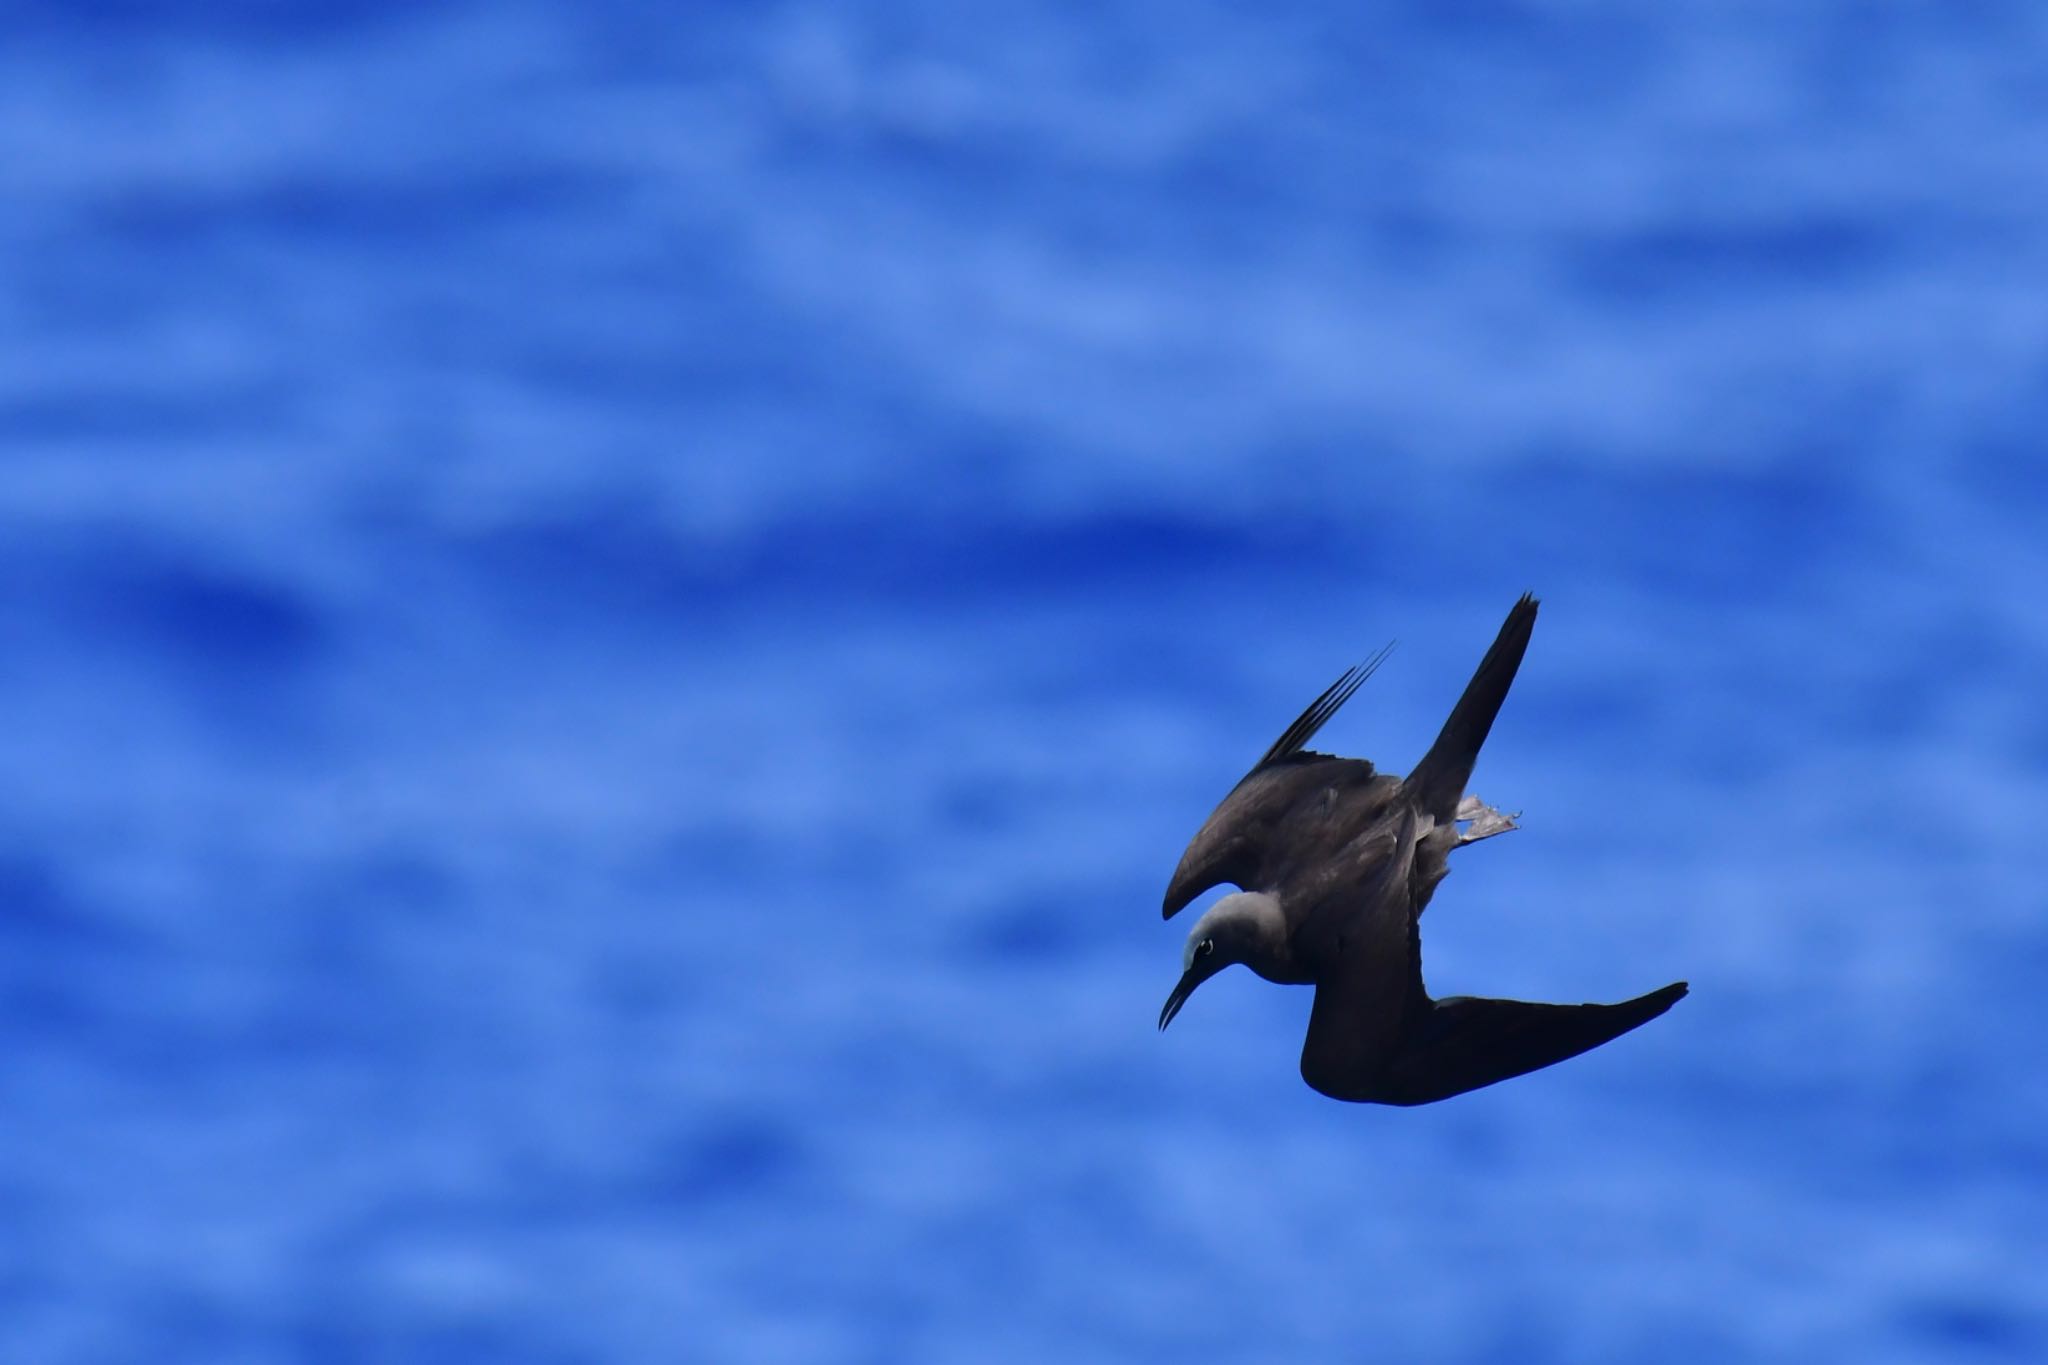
4,4,2047,1361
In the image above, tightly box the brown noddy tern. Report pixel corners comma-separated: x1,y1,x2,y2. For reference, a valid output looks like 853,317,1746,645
1157,594,1686,1104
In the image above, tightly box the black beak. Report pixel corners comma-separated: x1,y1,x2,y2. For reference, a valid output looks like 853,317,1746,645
1158,967,1204,1031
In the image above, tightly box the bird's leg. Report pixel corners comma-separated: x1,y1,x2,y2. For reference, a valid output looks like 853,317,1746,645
1454,793,1519,845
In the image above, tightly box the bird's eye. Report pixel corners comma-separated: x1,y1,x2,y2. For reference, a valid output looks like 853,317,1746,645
1197,939,1215,958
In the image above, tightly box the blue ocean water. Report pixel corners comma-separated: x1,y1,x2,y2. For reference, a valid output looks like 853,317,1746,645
3,3,2046,1361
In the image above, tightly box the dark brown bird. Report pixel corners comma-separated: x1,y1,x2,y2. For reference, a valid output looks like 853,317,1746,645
1158,595,1686,1105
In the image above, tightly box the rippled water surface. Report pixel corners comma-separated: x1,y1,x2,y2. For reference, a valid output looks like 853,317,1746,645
3,4,2047,1361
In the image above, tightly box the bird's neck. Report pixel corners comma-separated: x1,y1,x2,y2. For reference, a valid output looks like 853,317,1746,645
1227,892,1301,984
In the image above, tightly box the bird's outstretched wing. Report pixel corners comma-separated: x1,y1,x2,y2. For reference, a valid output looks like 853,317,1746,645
1401,594,1538,823
1294,792,1685,1106
1161,645,1394,919
1305,978,1689,1106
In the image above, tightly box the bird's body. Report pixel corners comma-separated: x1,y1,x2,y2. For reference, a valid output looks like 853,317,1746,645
1158,595,1686,1105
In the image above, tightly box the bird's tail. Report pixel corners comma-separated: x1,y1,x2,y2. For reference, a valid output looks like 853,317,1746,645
1401,594,1538,822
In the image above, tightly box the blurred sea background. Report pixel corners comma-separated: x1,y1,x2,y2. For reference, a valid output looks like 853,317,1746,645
4,3,2047,1361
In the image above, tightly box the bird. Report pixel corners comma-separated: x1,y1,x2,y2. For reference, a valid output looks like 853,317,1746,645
1157,595,1686,1105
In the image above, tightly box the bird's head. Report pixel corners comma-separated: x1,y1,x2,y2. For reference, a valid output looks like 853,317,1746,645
1157,891,1278,1030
